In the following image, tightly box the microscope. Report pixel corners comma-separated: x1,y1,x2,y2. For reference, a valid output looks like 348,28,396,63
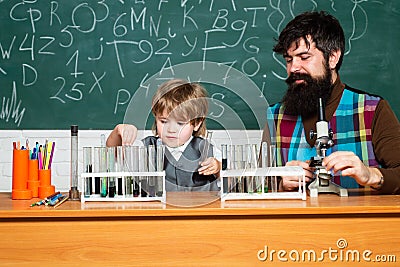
308,98,348,197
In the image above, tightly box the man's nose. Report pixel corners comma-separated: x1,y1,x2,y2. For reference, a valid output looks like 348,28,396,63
288,58,301,74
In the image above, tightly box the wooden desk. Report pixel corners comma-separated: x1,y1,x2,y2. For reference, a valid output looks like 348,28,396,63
1,190,400,266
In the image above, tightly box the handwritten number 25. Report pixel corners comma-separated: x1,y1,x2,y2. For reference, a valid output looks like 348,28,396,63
50,77,83,103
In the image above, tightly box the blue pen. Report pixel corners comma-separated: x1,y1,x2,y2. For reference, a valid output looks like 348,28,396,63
31,148,37,159
47,195,66,206
49,193,63,202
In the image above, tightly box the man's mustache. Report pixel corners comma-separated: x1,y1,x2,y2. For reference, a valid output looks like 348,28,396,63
285,73,313,85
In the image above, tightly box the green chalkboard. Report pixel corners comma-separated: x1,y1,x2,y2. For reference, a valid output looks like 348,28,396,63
1,1,399,130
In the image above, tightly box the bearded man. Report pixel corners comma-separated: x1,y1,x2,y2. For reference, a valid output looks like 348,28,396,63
262,11,400,194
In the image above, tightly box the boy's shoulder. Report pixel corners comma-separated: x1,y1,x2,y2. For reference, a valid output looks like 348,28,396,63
142,136,159,146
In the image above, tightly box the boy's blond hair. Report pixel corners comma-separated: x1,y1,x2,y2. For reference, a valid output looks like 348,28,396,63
151,79,208,137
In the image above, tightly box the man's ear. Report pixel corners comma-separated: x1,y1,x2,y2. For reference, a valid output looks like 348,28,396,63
329,50,341,69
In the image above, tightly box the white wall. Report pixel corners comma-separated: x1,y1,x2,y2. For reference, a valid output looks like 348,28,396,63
1,130,263,192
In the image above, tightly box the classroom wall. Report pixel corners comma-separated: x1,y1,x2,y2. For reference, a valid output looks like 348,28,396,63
0,130,262,193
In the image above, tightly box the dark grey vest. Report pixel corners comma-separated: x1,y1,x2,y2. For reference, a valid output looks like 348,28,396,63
142,136,219,191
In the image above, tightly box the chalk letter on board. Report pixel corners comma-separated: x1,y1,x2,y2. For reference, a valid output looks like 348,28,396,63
244,7,266,28
107,40,139,77
50,1,62,26
38,36,56,55
243,37,260,54
209,93,225,118
130,7,146,30
88,38,104,61
202,29,226,69
149,15,161,37
212,9,229,29
114,89,131,114
22,64,37,86
89,72,106,94
183,5,198,29
27,7,42,33
159,57,175,76
182,35,197,57
0,36,16,59
158,0,168,11
222,20,247,48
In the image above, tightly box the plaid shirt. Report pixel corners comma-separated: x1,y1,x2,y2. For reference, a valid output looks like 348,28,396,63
267,88,381,188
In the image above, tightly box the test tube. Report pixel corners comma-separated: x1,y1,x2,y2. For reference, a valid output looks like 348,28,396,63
200,131,213,162
221,144,229,193
132,146,140,197
261,142,269,193
69,125,80,200
139,146,148,197
228,145,236,192
245,144,258,193
156,144,165,197
99,146,108,197
83,146,93,197
99,134,106,195
235,144,245,193
221,144,228,170
269,144,277,193
107,146,116,198
116,146,124,196
123,145,133,197
93,147,101,195
147,145,156,197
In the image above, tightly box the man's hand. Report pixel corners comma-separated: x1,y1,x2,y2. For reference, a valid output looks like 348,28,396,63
322,151,382,186
281,160,315,191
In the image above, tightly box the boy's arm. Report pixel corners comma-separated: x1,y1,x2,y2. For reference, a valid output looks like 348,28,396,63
106,124,138,146
198,157,221,176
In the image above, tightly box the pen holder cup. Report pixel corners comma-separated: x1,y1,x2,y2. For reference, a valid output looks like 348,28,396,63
28,159,39,181
28,159,39,197
12,149,29,190
11,149,32,200
39,169,51,186
38,169,55,199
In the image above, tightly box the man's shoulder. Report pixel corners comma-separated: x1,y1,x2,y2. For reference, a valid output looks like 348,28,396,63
267,102,283,111
343,84,383,100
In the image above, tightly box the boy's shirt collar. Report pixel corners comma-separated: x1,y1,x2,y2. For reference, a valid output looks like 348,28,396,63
165,136,194,161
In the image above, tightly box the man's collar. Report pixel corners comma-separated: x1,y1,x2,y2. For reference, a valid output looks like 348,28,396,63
328,75,345,106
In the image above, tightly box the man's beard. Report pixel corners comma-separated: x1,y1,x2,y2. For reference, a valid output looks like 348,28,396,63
282,66,333,118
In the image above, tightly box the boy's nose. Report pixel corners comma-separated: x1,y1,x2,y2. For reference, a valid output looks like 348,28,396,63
167,122,177,132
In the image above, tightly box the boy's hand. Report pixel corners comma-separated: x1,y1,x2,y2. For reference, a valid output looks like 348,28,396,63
198,157,221,176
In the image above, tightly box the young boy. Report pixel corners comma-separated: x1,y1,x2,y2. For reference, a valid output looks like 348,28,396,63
107,79,221,191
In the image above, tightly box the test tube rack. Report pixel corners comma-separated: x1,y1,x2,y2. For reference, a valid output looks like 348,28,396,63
80,171,166,203
220,166,306,202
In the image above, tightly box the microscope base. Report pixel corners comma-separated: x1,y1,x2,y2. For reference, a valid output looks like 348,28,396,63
309,179,348,198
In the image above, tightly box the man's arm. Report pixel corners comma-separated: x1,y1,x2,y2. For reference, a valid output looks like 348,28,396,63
371,99,400,194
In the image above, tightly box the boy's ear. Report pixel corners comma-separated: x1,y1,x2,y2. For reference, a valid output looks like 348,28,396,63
193,119,204,131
